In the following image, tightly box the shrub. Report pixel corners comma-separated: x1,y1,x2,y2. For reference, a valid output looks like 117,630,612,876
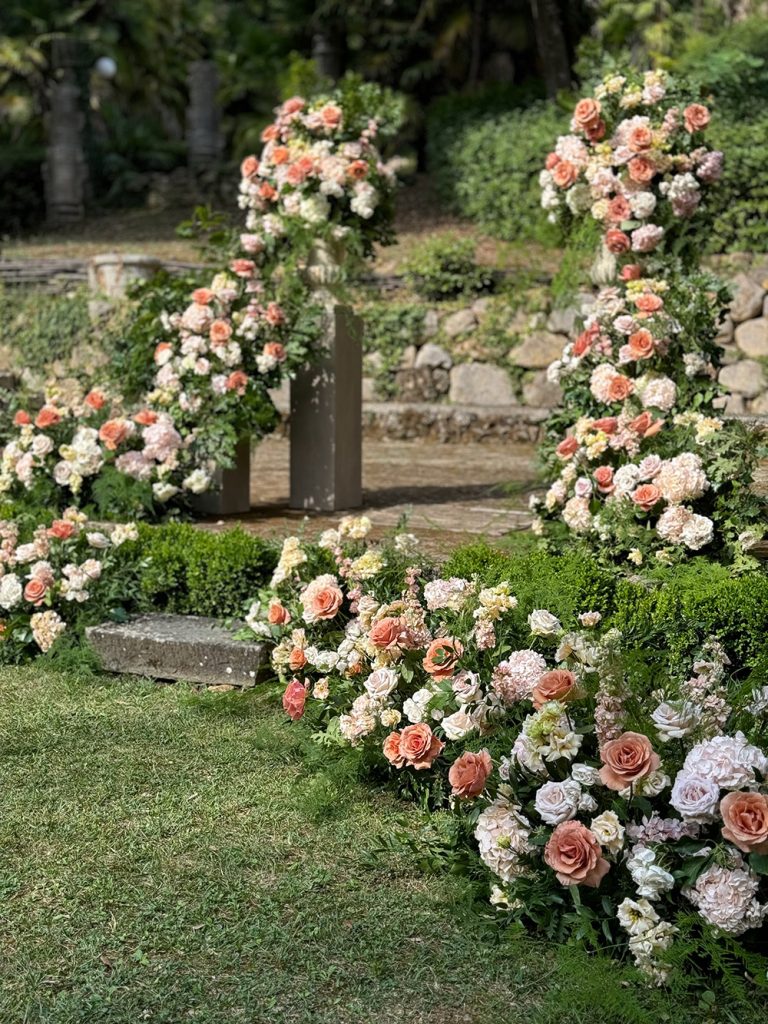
133,523,278,618
361,300,429,398
426,98,566,243
403,235,493,300
705,114,768,253
6,287,93,375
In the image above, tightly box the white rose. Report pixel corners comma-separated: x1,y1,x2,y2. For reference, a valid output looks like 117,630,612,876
670,771,720,822
452,670,483,704
651,700,699,742
528,609,561,637
534,779,582,825
441,707,477,741
402,688,433,724
364,668,399,701
571,762,601,787
626,847,675,900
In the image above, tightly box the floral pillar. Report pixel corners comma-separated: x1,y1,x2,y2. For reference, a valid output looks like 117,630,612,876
289,241,363,511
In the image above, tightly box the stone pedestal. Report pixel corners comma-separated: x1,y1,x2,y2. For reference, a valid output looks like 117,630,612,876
186,59,223,173
87,252,162,320
190,437,252,516
290,304,363,511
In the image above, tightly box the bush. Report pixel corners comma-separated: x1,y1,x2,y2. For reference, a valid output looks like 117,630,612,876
403,235,493,300
6,288,93,375
705,114,768,253
361,300,429,398
426,97,566,244
133,523,277,618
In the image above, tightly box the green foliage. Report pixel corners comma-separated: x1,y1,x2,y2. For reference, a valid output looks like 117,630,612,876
705,114,768,253
403,234,493,300
134,522,277,618
427,97,567,244
6,286,92,374
361,299,429,398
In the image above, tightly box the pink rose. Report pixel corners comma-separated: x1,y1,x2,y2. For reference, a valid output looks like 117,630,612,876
599,731,660,791
544,821,610,887
720,792,768,854
282,679,307,721
448,750,493,798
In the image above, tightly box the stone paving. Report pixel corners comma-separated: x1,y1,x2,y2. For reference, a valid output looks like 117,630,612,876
200,436,539,554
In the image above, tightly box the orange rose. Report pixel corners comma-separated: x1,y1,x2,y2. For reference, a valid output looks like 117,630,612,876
720,792,768,854
47,519,75,540
272,145,290,165
321,104,342,129
35,406,60,429
631,484,662,511
532,669,577,710
209,319,233,345
13,410,30,426
225,371,249,395
369,616,405,650
630,411,654,436
621,264,642,281
545,152,560,170
573,331,593,358
398,723,444,770
593,465,614,494
265,302,285,326
448,750,493,798
573,97,602,131
556,436,578,460
99,418,131,451
383,731,406,768
230,259,256,277
258,182,277,202
607,195,631,223
85,390,106,411
628,328,655,359
628,156,656,184
544,821,610,887
347,159,369,180
263,342,286,362
684,103,710,133
240,155,260,177
605,229,630,254
634,293,663,314
192,288,214,305
305,581,343,621
607,375,633,402
599,731,660,791
628,124,654,153
282,679,307,721
23,578,47,605
267,600,291,625
592,417,618,435
552,160,579,189
423,637,464,679
133,409,158,426
288,648,307,672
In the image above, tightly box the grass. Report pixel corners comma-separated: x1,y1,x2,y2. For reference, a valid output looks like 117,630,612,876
0,666,765,1024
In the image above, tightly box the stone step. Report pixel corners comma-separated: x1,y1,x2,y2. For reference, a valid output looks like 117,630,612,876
86,614,269,689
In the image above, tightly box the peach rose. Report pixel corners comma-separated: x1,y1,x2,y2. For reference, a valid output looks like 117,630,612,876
263,342,286,362
628,328,655,359
321,104,343,129
192,288,214,305
545,152,560,170
607,195,632,223
272,145,290,165
552,160,579,189
594,465,615,494
23,578,47,605
282,679,307,721
230,258,256,277
605,229,630,254
398,723,444,770
573,97,602,131
544,821,610,887
99,419,131,451
630,411,654,436
133,409,158,426
225,371,249,395
632,483,662,511
305,581,343,621
556,436,579,460
592,417,618,435
449,750,493,798
258,182,277,202
282,96,305,115
261,124,279,142
628,156,656,184
621,264,642,281
347,159,369,180
634,293,663,313
607,375,633,402
47,519,75,540
13,410,31,426
532,669,577,710
423,637,464,679
720,792,768,854
383,731,407,767
599,731,660,791
267,600,291,626
288,648,307,672
240,155,260,178
585,119,606,142
628,124,654,153
684,103,710,133
85,390,106,411
210,319,233,345
369,616,405,650
35,406,60,429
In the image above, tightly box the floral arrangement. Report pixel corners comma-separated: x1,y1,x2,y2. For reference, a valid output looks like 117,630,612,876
539,69,723,268
241,522,768,985
0,507,138,660
536,71,767,567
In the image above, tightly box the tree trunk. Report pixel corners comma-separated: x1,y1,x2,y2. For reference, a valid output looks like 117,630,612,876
529,0,571,98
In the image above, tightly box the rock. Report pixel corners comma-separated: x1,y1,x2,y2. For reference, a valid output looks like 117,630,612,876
719,359,767,398
735,317,768,358
511,331,567,370
472,297,493,316
546,306,578,335
522,371,562,408
719,344,740,366
422,309,440,338
443,308,477,338
86,613,268,688
729,273,765,323
449,363,515,405
394,367,448,402
763,295,768,318
715,314,734,345
400,344,417,369
724,394,746,416
362,377,378,402
364,350,384,372
748,391,768,415
415,342,452,370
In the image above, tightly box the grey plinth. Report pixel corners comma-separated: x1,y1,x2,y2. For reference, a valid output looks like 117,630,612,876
189,436,251,516
86,613,268,688
290,304,363,511
88,252,162,298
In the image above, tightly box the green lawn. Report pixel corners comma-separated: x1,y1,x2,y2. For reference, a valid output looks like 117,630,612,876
0,667,763,1024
